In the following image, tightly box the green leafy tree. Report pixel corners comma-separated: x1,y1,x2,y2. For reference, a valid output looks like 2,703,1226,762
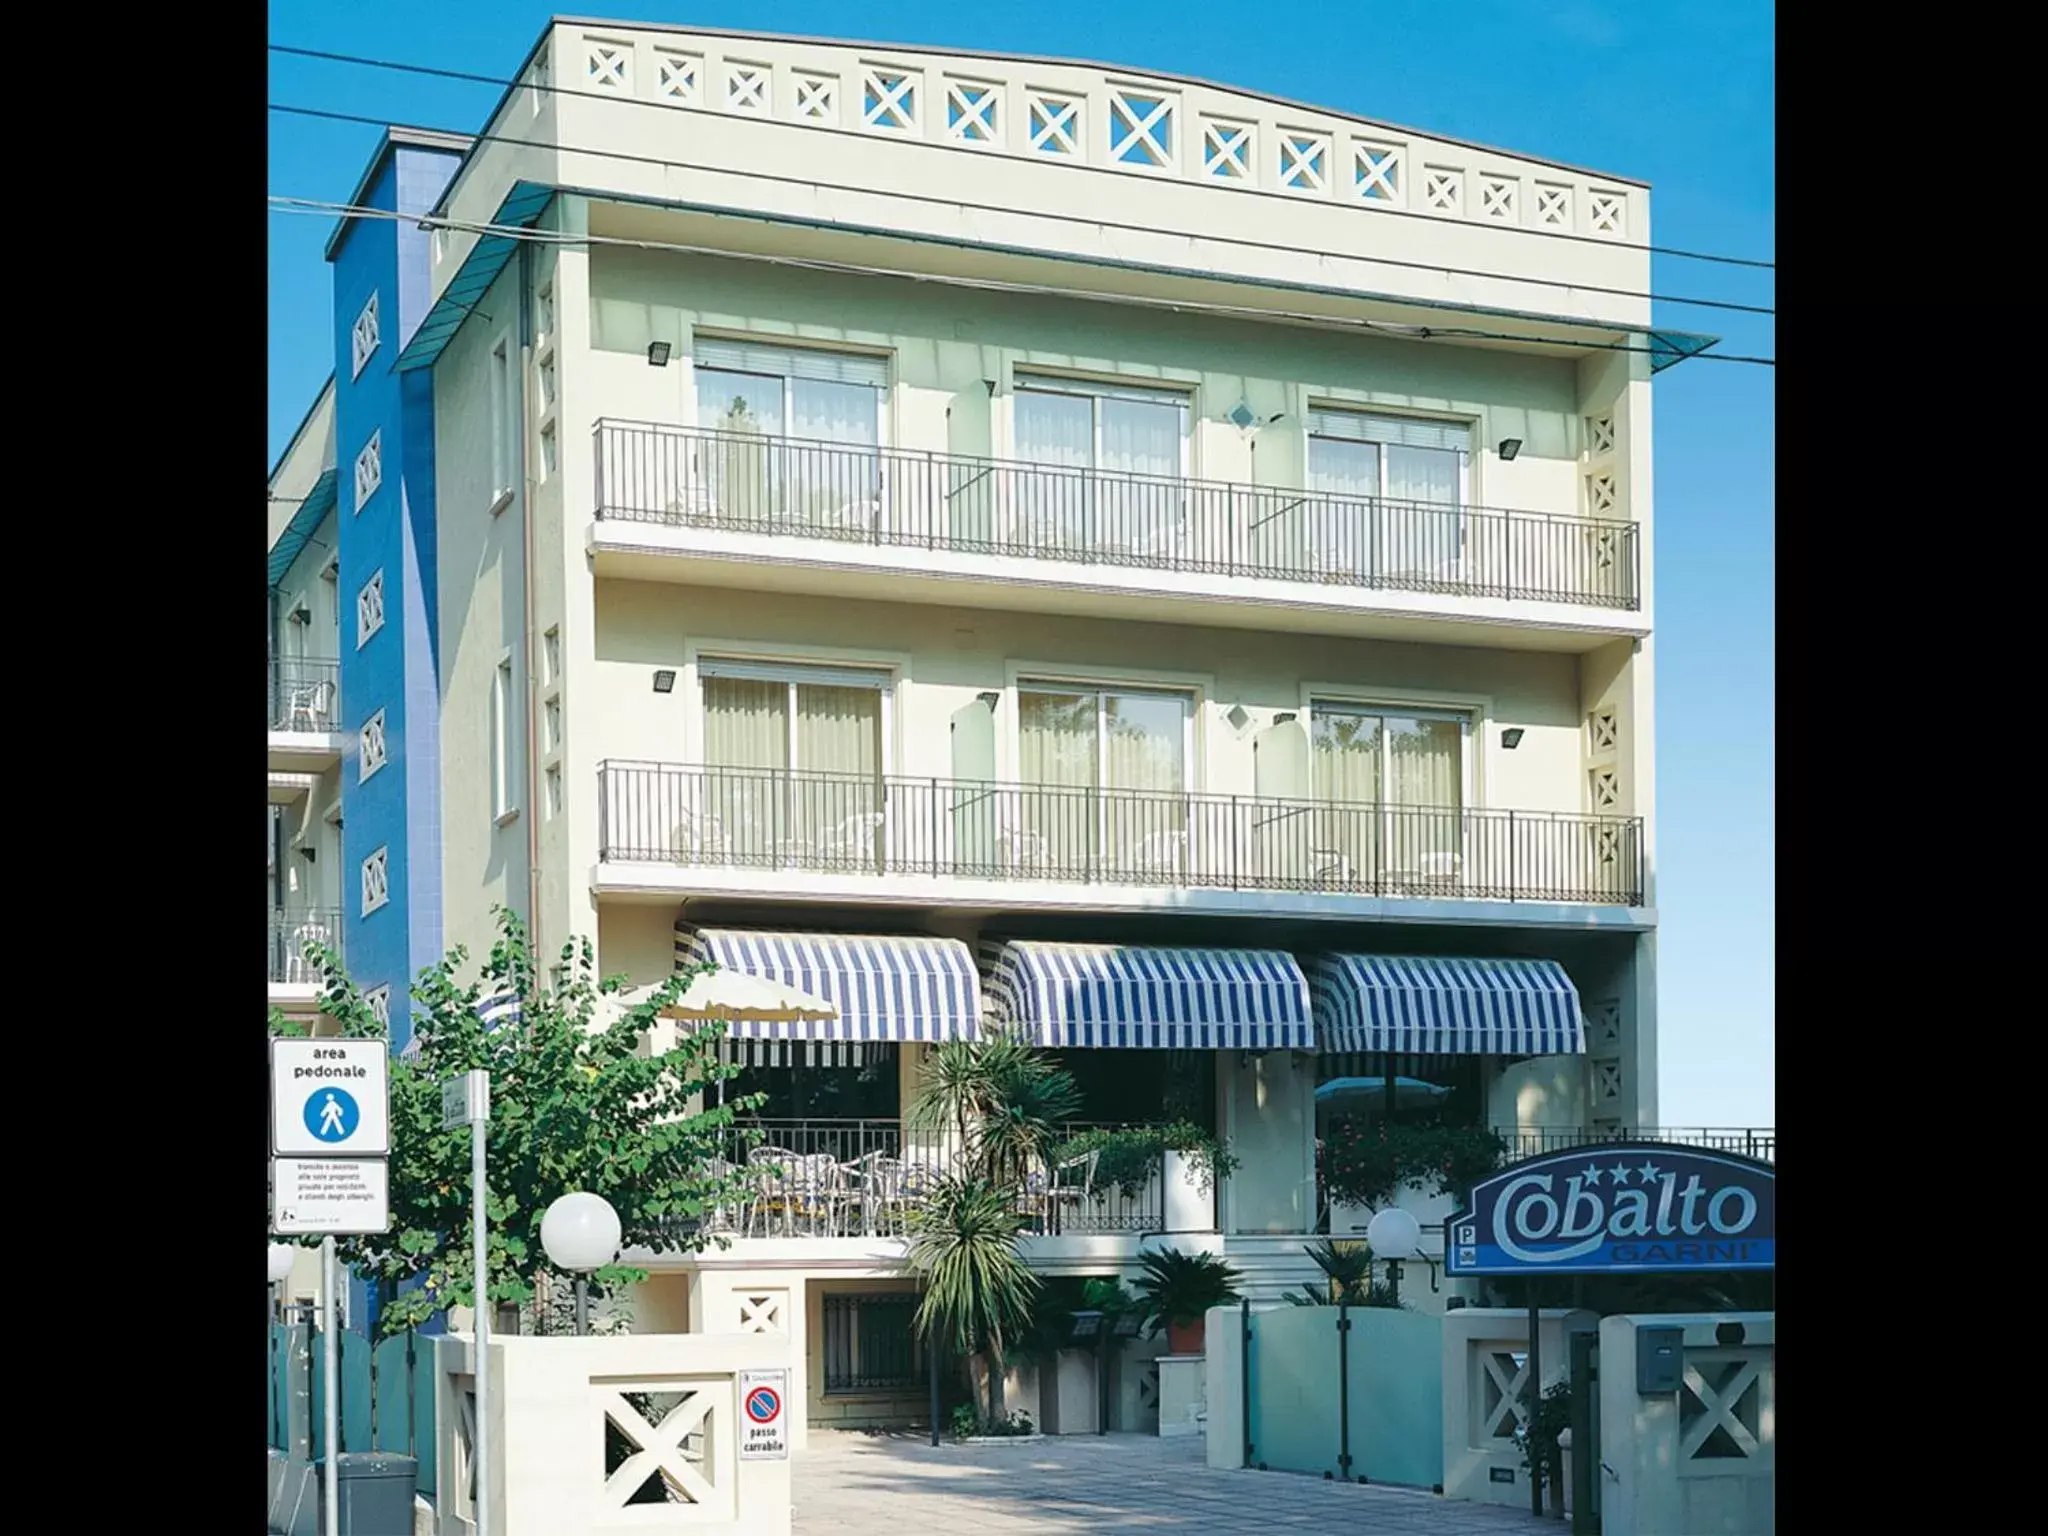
267,907,763,1336
906,1175,1038,1427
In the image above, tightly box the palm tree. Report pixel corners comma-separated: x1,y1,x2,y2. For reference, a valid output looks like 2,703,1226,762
907,1175,1039,1425
1287,1238,1400,1308
907,1035,1080,1186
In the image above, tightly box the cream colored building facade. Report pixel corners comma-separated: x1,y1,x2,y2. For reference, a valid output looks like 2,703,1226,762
305,19,1684,1436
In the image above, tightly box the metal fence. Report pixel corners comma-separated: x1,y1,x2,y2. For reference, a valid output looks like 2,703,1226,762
707,1117,1165,1238
599,762,1645,906
821,1293,924,1395
1493,1126,1776,1163
269,657,342,733
595,420,1640,610
270,907,344,985
268,1319,437,1498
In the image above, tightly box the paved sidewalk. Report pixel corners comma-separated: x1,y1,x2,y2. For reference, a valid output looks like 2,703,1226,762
796,1430,1556,1535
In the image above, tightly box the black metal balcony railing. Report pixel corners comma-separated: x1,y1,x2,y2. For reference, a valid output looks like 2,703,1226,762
268,657,341,734
595,420,1640,610
1494,1126,1776,1163
269,907,343,986
598,763,1645,906
706,1117,1164,1238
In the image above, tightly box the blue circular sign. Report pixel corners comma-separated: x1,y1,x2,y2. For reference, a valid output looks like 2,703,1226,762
745,1387,781,1424
304,1087,361,1143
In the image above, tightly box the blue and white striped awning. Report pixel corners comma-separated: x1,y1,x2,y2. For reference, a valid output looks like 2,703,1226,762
1306,955,1585,1056
673,923,981,1044
981,941,1314,1051
398,983,522,1062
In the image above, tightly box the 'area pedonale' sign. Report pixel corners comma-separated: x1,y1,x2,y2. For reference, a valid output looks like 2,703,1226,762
1443,1143,1774,1276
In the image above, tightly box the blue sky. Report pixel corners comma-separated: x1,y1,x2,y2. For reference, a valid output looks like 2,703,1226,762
268,2,1774,1128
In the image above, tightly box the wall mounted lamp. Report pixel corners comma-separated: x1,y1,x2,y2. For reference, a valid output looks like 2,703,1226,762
1498,438,1523,461
288,605,312,626
1501,727,1525,749
646,341,673,367
976,691,1001,709
652,669,677,694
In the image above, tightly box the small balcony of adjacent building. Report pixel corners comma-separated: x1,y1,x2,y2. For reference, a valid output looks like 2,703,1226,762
268,657,343,773
587,422,1644,650
269,905,342,1021
593,762,1647,927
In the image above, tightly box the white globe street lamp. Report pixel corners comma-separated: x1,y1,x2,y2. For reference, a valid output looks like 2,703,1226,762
269,1243,298,1285
1365,1206,1423,1304
541,1192,622,1335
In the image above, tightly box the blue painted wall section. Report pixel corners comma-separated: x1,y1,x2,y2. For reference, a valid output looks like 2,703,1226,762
329,135,461,1337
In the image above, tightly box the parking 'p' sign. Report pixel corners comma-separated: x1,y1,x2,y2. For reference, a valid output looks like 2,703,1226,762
738,1369,789,1461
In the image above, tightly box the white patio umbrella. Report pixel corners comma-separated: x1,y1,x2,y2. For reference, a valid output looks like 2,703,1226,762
606,970,838,1025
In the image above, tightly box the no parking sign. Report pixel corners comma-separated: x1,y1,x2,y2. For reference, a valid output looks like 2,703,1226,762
738,1369,788,1460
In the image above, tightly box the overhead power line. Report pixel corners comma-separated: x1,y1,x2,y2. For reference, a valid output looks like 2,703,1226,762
268,192,1775,368
268,41,1777,282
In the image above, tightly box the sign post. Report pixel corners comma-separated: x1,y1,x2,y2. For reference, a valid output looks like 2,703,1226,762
1443,1143,1776,1519
270,1038,391,1536
443,1071,492,1536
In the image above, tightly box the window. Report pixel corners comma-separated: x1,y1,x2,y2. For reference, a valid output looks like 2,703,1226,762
355,571,385,648
543,697,561,755
489,335,515,507
699,659,889,866
1017,683,1193,876
1308,701,1470,885
361,846,389,915
353,431,382,512
545,764,562,820
1300,410,1470,583
821,1292,923,1394
535,283,555,344
692,340,889,535
351,293,380,378
1011,374,1190,558
358,709,387,781
1053,1048,1216,1129
491,654,520,823
541,627,560,687
726,1043,900,1120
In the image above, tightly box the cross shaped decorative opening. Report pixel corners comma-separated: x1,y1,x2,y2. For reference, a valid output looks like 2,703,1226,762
353,432,382,510
737,1292,787,1334
727,64,769,115
364,985,391,1029
1587,473,1618,516
863,68,918,132
351,295,379,378
1594,1059,1624,1103
1588,768,1620,813
1479,1349,1531,1441
361,847,389,912
1109,88,1174,167
598,1383,728,1513
1590,191,1626,235
356,572,384,646
794,73,836,122
946,80,1000,144
1280,133,1328,193
584,41,629,92
1354,143,1401,202
360,711,387,778
1587,414,1617,457
1589,707,1619,754
1027,91,1080,156
655,50,700,102
1680,1356,1767,1462
1536,184,1572,227
1202,120,1252,180
1481,177,1517,221
1424,168,1462,213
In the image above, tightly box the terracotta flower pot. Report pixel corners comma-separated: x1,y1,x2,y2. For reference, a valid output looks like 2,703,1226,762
1167,1317,1205,1355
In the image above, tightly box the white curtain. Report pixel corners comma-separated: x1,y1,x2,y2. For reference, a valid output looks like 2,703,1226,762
1384,445,1462,581
794,683,882,858
1097,397,1183,555
1020,688,1099,868
1104,690,1187,875
1386,714,1462,875
1306,437,1380,579
1013,390,1093,552
696,368,781,524
789,379,881,531
702,677,788,860
1313,710,1383,879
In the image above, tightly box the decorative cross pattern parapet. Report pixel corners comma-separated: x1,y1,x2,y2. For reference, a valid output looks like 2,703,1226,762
533,26,1643,241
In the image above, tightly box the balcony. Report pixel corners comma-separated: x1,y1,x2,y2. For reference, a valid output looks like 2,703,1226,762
698,1118,1165,1241
589,423,1644,647
269,906,342,1009
268,657,343,773
595,763,1646,920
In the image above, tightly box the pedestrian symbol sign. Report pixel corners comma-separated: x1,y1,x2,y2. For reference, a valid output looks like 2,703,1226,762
306,1088,360,1143
271,1039,389,1157
737,1369,789,1460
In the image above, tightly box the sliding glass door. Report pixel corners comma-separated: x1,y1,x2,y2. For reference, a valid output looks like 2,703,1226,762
1310,704,1467,887
1018,685,1191,878
701,662,887,867
693,340,887,535
1302,411,1469,585
1011,376,1188,559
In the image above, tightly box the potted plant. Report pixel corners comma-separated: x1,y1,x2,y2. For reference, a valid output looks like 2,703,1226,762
1132,1248,1242,1355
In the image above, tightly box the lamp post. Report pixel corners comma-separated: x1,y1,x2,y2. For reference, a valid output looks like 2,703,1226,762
1365,1207,1422,1305
540,1192,622,1335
